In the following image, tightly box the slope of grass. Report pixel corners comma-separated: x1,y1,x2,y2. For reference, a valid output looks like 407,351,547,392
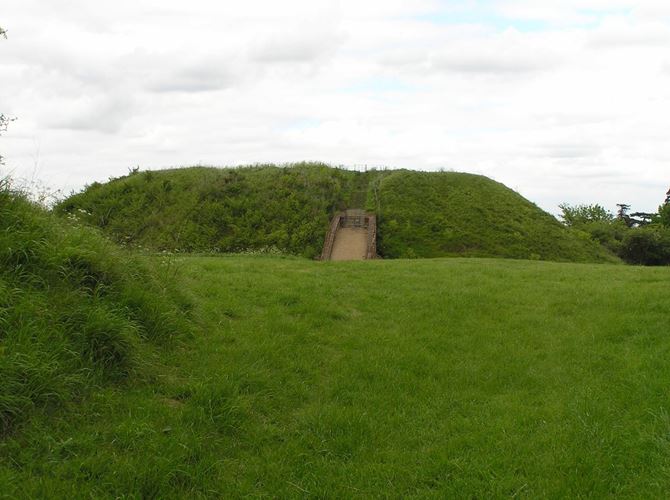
56,163,357,258
0,187,190,434
373,170,617,262
57,164,617,263
1,255,669,497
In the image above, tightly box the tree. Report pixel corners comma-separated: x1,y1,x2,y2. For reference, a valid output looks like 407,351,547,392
660,203,670,229
558,203,613,227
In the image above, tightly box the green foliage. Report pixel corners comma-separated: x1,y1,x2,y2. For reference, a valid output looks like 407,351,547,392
2,255,670,496
558,203,613,226
620,225,670,265
59,164,617,263
560,198,670,265
375,170,617,262
659,203,670,228
0,187,190,433
574,219,629,255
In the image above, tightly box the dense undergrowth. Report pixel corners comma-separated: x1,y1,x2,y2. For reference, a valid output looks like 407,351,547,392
0,184,190,434
57,163,618,263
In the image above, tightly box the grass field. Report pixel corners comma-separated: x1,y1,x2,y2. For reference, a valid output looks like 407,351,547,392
2,255,670,497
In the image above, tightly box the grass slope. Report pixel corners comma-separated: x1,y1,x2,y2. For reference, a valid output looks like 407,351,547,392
373,170,616,262
2,255,669,497
0,187,189,434
57,163,616,263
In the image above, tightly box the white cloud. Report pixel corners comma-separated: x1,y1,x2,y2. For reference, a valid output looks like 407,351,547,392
1,0,670,215
588,17,670,48
430,29,561,76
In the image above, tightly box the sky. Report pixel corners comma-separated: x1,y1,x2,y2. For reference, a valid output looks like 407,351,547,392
2,0,670,214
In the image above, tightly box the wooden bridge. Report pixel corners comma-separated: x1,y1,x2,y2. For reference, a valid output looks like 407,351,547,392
320,209,377,261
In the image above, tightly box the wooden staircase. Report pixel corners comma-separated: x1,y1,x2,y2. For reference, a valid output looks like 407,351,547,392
320,209,377,261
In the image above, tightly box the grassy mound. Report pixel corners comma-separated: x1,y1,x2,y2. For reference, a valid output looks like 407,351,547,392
372,170,618,262
0,185,190,433
57,163,616,263
57,163,357,258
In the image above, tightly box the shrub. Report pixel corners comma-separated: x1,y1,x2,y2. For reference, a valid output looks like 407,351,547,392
620,226,670,266
577,220,628,255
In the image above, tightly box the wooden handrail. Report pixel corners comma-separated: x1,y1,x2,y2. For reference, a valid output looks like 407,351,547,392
320,214,342,260
366,215,377,259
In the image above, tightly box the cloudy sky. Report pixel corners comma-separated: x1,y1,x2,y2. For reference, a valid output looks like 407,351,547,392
2,0,670,214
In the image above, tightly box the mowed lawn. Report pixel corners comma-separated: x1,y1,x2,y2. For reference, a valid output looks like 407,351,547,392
2,256,670,498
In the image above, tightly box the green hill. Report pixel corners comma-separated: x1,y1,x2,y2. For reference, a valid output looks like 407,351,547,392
0,184,189,433
57,163,617,263
372,170,615,262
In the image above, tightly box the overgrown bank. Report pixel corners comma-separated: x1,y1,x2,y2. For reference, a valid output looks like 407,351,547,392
57,164,357,258
0,184,190,433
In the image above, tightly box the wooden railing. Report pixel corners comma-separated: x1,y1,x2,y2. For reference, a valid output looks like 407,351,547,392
320,214,342,260
366,214,377,260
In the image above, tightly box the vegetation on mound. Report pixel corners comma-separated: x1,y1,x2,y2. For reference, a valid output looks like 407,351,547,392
57,163,358,258
0,184,190,433
2,255,669,497
58,163,617,263
372,170,618,262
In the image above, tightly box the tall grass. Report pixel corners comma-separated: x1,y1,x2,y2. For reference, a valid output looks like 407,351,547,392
0,185,190,433
1,255,669,497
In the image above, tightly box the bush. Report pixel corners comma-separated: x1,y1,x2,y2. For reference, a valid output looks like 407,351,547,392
576,220,628,255
620,226,670,266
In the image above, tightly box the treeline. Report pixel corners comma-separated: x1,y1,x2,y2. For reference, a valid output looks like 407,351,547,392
559,191,670,265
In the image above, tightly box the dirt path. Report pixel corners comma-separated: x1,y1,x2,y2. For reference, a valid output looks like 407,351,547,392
330,227,368,261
